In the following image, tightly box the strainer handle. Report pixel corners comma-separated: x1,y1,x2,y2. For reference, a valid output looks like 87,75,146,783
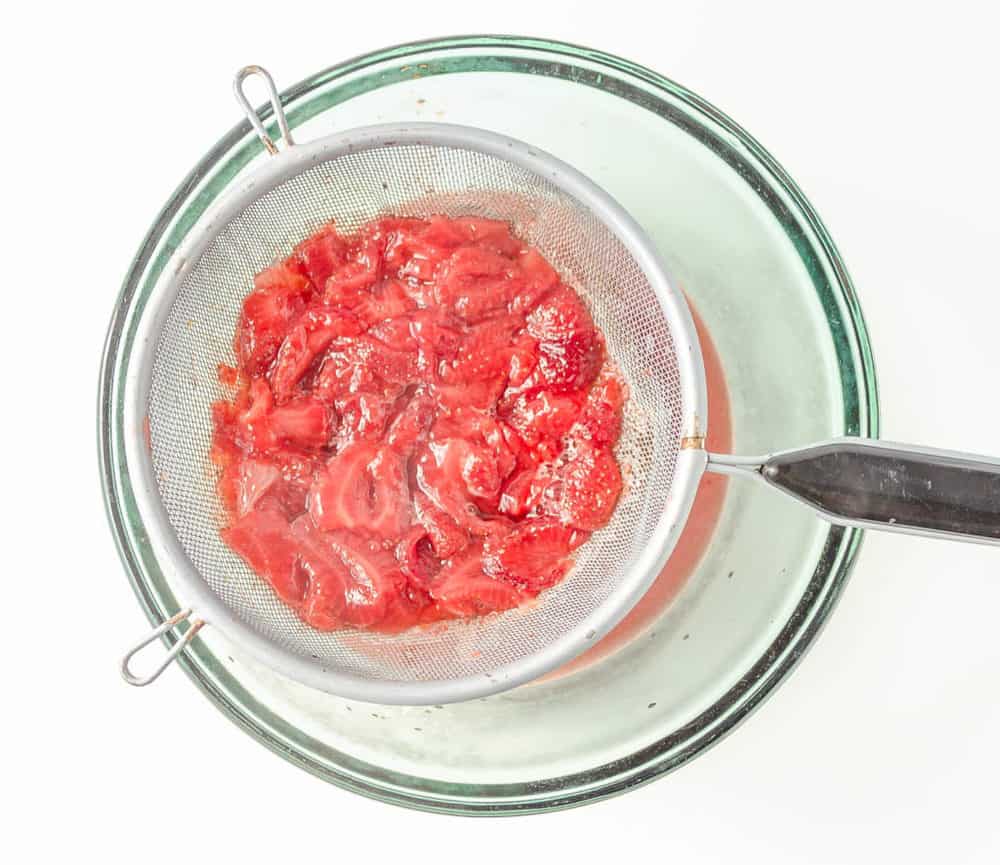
707,439,1000,544
120,608,206,686
233,65,294,156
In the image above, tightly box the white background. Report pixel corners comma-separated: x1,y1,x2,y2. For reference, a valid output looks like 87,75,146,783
4,2,998,862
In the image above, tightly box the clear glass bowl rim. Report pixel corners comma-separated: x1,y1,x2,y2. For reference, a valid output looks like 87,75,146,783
98,34,880,815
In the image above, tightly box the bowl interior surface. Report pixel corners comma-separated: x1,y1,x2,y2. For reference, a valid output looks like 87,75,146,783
101,37,876,814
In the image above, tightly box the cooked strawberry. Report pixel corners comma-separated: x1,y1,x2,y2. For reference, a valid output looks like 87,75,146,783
412,492,469,559
294,224,348,289
443,318,520,384
270,310,362,402
572,367,626,447
268,398,331,450
233,379,277,452
307,443,375,531
362,335,422,385
433,378,507,412
366,446,410,537
395,527,441,588
500,389,583,453
367,314,417,352
308,443,408,538
482,517,578,591
510,247,561,313
222,506,307,605
498,465,538,518
534,329,603,393
370,279,419,321
235,264,311,375
434,246,519,321
428,545,526,617
521,286,604,391
322,261,376,306
526,284,594,343
217,363,239,388
229,459,280,516
291,519,416,629
214,216,626,633
320,528,415,628
538,442,623,531
418,214,467,250
507,332,539,388
351,229,388,286
452,217,523,257
333,391,396,444
415,435,501,514
386,390,435,452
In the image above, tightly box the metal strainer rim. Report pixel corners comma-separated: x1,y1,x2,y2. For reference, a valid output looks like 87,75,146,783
121,119,708,705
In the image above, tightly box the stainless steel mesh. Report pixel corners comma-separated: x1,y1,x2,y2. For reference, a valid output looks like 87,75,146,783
147,142,684,685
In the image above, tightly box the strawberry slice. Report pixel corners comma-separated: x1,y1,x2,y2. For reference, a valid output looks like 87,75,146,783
334,392,396,444
322,261,376,306
417,215,467,250
290,519,415,629
507,332,539,388
572,368,626,447
293,224,349,289
308,442,409,538
366,447,410,537
509,247,561,314
395,526,441,588
434,246,520,322
538,442,623,531
235,264,311,376
452,217,523,257
386,390,435,453
526,284,594,343
366,279,417,322
443,318,520,385
367,314,417,352
314,526,415,628
482,517,579,591
270,309,362,403
500,389,583,454
522,285,604,392
498,465,538,518
268,398,332,450
413,492,469,559
428,545,526,618
222,505,307,605
534,331,603,393
233,379,277,452
227,459,280,517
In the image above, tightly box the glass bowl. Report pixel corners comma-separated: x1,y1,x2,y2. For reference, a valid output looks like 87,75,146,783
99,35,878,814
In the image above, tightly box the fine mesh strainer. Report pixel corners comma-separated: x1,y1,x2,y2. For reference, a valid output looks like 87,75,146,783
119,67,1000,706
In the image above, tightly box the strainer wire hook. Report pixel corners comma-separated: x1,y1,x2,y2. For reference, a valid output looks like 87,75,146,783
234,65,295,155
121,608,206,686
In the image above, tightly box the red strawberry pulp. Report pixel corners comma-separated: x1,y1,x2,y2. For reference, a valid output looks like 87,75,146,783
542,302,732,681
211,216,626,633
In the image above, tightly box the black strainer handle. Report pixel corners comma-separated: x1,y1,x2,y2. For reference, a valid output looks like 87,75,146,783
707,439,1000,544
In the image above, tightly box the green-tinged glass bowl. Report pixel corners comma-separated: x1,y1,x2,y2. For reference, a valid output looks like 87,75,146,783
99,36,878,814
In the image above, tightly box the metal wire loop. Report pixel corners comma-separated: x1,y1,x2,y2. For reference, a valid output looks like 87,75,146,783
233,65,295,155
121,608,206,686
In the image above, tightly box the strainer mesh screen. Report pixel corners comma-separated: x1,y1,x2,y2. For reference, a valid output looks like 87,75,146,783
147,144,684,683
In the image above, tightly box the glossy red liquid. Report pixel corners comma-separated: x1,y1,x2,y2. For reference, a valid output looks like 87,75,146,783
211,216,626,633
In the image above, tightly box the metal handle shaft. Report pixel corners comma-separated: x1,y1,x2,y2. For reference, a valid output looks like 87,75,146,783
707,439,1000,544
